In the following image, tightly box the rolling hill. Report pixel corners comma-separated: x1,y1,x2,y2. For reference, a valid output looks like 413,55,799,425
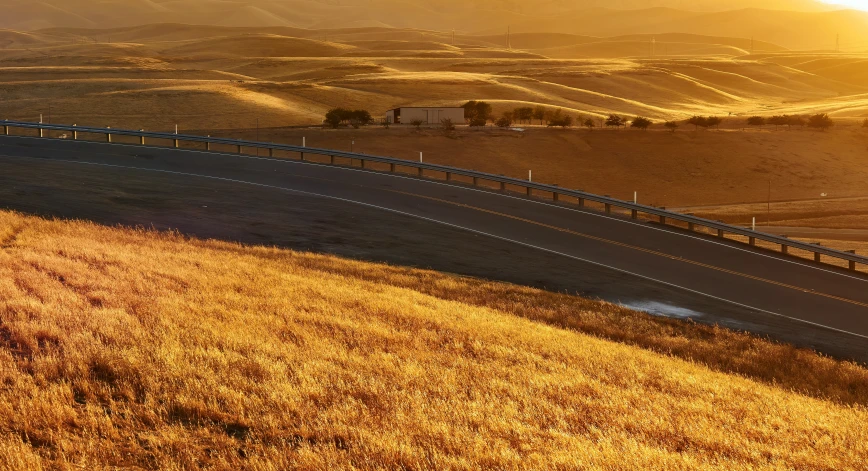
1,1,867,49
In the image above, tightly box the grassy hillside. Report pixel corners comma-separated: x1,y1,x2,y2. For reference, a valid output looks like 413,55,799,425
1,209,866,469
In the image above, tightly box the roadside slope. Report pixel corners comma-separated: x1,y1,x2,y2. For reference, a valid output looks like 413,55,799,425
0,210,866,469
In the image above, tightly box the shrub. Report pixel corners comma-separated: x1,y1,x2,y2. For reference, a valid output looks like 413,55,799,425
807,113,833,131
583,118,596,130
495,116,513,128
468,117,487,127
441,118,455,131
409,119,425,129
861,118,868,128
664,121,679,132
631,117,652,130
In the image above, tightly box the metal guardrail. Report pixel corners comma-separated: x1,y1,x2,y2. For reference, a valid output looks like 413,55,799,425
3,119,866,271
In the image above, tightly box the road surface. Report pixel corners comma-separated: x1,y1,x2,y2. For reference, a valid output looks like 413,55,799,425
1,136,867,360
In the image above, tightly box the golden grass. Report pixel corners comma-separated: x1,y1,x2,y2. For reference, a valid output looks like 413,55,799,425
1,210,867,470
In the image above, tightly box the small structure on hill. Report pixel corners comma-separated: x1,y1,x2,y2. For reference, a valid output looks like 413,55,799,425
385,107,465,125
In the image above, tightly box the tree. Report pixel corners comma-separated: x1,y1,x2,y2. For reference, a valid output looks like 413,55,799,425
747,116,765,127
350,109,372,125
664,121,679,132
605,114,622,129
409,119,425,129
687,115,709,130
545,109,572,127
631,116,652,130
788,115,806,129
441,118,455,131
807,113,833,131
514,107,534,124
324,108,372,128
583,118,596,130
862,118,868,128
532,106,546,125
324,107,349,128
468,117,487,127
706,116,722,130
462,101,493,123
768,115,788,129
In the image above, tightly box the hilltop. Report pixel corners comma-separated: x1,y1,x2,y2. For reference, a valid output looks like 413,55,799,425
0,209,866,468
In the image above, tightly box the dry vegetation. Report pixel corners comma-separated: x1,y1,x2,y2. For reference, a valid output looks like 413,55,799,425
1,209,867,469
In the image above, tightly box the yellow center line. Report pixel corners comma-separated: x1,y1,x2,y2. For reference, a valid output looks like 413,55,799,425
383,189,868,309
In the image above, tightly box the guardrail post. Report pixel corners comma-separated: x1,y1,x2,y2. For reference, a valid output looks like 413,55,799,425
446,172,451,181
553,192,559,202
605,203,611,214
2,123,7,135
578,198,584,207
717,229,724,237
418,168,423,177
331,156,335,165
389,162,395,172
749,237,755,246
39,126,44,138
472,177,478,186
631,209,638,219
814,252,821,262
173,138,179,148
526,187,532,197
846,250,856,270
781,244,788,254
300,151,305,161
688,222,695,231
659,215,666,224
361,159,366,169
268,147,273,157
500,181,505,191
106,127,111,143
205,140,210,151
72,124,77,140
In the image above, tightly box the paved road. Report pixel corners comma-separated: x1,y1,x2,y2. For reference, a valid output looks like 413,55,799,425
2,136,867,359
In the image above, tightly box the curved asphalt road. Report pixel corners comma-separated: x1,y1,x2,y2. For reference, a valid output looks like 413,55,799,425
2,136,867,359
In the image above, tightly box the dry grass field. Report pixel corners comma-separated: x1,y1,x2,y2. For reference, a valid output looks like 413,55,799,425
1,209,868,470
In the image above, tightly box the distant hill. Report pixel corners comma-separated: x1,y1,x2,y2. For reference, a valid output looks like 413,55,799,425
1,1,866,49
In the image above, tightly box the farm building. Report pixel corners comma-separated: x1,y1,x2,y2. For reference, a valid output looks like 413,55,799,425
385,107,465,125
